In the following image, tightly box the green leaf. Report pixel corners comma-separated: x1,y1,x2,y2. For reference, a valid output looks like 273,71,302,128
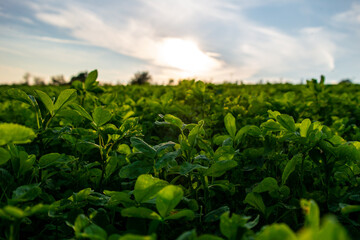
165,209,195,221
340,203,360,214
261,120,282,132
179,162,207,175
85,70,98,91
300,199,320,230
74,214,90,234
38,153,70,169
71,103,93,121
0,147,11,165
156,185,183,218
155,150,180,170
244,192,265,214
316,216,351,240
253,177,279,193
83,224,108,240
164,114,184,129
12,184,42,202
134,174,168,203
204,206,230,222
3,205,27,219
277,114,295,132
35,90,54,115
300,119,311,137
53,89,77,112
104,190,134,207
7,88,34,106
121,207,161,220
220,211,250,240
256,223,296,240
205,160,238,177
224,113,236,138
119,161,153,179
117,234,156,240
282,154,301,185
130,137,156,158
92,107,112,127
0,123,36,146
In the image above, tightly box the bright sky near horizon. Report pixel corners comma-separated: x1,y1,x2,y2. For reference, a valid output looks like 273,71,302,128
0,0,359,84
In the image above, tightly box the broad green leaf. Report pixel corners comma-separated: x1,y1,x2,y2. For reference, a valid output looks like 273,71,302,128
134,174,168,203
38,153,69,168
85,70,98,91
165,209,195,220
0,147,11,165
83,223,108,240
282,154,301,185
71,103,93,121
155,150,180,170
197,235,224,240
188,122,204,146
92,107,112,127
224,113,236,138
214,146,235,162
117,234,156,240
104,190,134,207
261,120,282,132
205,160,238,177
3,205,26,219
315,216,351,240
117,144,131,155
277,114,295,132
53,89,77,112
156,185,183,218
119,161,153,179
268,110,281,119
204,206,230,222
121,207,161,220
74,214,90,234
256,223,296,240
213,135,231,145
164,114,184,129
12,184,42,202
130,137,156,158
35,90,54,115
179,162,207,175
70,188,93,202
253,177,279,193
0,123,36,146
220,211,250,240
300,199,320,230
7,88,34,106
339,203,360,214
300,119,311,137
244,192,265,214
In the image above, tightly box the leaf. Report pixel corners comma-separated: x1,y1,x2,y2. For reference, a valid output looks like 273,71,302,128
85,70,98,91
204,206,230,222
256,223,296,240
179,162,207,175
165,209,195,221
253,177,279,193
35,90,54,115
220,211,250,240
7,88,34,106
92,107,112,127
0,123,36,146
300,199,320,230
121,207,161,220
156,185,183,218
104,190,134,207
205,160,238,177
261,120,282,132
224,113,236,138
130,137,156,158
282,154,301,185
244,192,265,214
83,224,108,240
300,119,311,137
134,174,168,203
71,103,93,121
119,161,153,179
38,153,70,169
53,89,77,112
315,216,351,240
277,114,295,132
117,234,156,240
0,147,11,165
12,184,42,202
155,150,180,170
339,203,360,215
164,114,184,129
3,205,27,219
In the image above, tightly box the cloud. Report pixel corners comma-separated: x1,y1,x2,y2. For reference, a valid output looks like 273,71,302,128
333,3,360,25
28,0,337,82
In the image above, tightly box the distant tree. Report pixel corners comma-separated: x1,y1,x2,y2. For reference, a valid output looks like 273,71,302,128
130,71,152,85
34,76,45,85
22,72,31,85
70,72,88,83
339,79,352,85
51,75,67,85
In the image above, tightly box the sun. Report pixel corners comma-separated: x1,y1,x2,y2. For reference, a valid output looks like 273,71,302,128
156,38,219,74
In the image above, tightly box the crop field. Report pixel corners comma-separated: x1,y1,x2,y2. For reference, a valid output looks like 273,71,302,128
0,70,359,239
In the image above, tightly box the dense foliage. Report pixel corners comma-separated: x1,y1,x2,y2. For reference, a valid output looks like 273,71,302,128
0,70,359,240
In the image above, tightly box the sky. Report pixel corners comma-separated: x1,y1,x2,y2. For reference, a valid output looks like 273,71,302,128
0,0,359,84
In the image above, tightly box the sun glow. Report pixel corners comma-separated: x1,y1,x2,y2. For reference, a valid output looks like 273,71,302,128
157,38,220,74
